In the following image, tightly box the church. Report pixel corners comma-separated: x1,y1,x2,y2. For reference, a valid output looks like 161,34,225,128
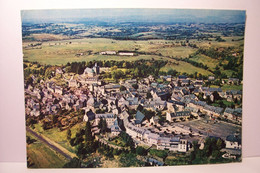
83,63,100,77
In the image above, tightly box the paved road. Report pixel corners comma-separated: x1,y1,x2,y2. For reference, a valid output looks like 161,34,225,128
27,127,72,160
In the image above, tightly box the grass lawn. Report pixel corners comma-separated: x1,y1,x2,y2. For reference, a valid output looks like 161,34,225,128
33,122,85,153
165,154,190,165
211,100,235,108
221,84,243,91
26,132,68,168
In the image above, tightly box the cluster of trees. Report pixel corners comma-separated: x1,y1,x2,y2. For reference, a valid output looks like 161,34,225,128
195,47,231,60
223,57,243,80
142,109,156,121
26,115,38,128
190,137,225,164
119,131,135,151
68,122,97,160
198,91,237,109
65,122,145,167
98,118,109,134
23,23,83,38
96,143,146,167
101,60,168,80
65,62,86,74
40,109,84,131
197,91,229,108
149,149,168,160
215,36,226,42
195,46,243,78
23,61,51,87
26,136,37,145
192,47,243,80
128,60,167,78
64,59,167,78
188,43,198,48
167,69,178,76
183,57,209,70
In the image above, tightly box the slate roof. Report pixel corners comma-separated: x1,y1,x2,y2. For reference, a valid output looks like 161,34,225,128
224,107,234,114
175,111,191,117
168,100,185,106
182,79,190,84
95,113,115,119
204,105,223,114
178,75,187,80
185,106,198,113
170,137,181,142
190,100,207,107
86,110,95,121
158,84,166,88
226,90,242,95
135,111,145,124
127,97,139,105
111,119,121,132
151,83,158,87
209,87,222,93
126,122,146,134
226,135,241,145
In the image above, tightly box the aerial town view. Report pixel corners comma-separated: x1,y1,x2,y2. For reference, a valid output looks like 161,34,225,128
22,9,245,168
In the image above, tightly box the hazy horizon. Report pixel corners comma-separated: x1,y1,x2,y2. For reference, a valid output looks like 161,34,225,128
21,9,246,24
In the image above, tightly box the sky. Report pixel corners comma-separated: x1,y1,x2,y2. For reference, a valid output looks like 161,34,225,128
21,9,246,24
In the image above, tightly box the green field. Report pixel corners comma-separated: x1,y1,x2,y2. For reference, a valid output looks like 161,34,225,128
191,36,244,48
211,84,242,92
157,46,196,58
23,37,243,77
190,54,220,70
221,84,243,91
160,60,213,76
26,132,68,168
34,122,85,153
23,38,173,65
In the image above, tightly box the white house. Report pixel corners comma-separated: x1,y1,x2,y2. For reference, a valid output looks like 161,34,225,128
125,122,146,140
119,52,134,56
225,134,242,150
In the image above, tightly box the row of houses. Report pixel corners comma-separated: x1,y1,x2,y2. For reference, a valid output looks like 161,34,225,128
122,111,189,152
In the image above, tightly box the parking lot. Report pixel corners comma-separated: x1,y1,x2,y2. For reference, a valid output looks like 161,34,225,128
178,119,241,139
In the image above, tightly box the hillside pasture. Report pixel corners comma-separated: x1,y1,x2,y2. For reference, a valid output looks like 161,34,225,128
160,60,213,76
33,122,85,154
23,33,70,42
191,36,244,48
26,132,68,168
190,54,220,70
157,46,196,58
